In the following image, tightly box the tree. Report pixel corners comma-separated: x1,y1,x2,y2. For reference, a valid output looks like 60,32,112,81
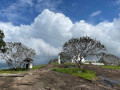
1,42,36,70
0,30,6,53
63,36,106,70
59,52,71,63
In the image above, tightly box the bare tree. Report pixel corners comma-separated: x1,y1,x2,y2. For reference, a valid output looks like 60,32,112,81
1,42,36,70
63,36,106,70
59,52,71,63
0,30,6,53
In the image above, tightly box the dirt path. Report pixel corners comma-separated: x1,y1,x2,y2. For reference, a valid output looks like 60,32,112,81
0,65,118,90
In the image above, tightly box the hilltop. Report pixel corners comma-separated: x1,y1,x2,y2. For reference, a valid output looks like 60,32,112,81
0,64,120,90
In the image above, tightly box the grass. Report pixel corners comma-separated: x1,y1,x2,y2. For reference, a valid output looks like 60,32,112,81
52,67,97,80
0,68,26,73
63,63,75,65
51,62,75,65
0,65,45,73
118,84,120,87
99,65,120,70
31,65,45,70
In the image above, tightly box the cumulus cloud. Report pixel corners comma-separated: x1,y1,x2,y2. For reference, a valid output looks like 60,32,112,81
0,9,120,65
0,9,72,64
90,11,102,17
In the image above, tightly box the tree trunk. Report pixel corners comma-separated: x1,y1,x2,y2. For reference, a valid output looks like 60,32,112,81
74,59,82,70
74,55,84,70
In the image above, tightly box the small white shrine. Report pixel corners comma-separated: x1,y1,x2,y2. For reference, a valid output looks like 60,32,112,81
23,58,34,69
58,54,61,64
71,56,86,63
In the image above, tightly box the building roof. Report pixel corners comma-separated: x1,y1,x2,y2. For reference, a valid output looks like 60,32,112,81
23,58,34,62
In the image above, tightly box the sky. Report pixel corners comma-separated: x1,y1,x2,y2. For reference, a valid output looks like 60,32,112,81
0,0,120,68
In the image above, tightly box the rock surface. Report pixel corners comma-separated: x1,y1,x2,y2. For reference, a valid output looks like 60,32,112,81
0,64,119,90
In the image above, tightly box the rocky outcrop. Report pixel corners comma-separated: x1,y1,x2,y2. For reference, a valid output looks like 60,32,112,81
99,54,120,66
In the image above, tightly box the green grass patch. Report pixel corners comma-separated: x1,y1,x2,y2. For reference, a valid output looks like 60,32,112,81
63,63,74,65
0,69,26,73
52,67,97,80
0,67,27,73
50,62,74,65
99,65,120,70
31,65,45,70
0,65,45,73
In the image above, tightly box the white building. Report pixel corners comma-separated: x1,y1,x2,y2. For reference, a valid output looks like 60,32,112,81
58,54,61,64
23,58,34,69
58,54,104,65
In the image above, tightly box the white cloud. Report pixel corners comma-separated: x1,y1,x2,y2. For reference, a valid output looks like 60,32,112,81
116,0,120,5
35,0,62,12
90,11,102,17
0,9,120,65
0,0,33,23
118,13,120,17
0,0,62,25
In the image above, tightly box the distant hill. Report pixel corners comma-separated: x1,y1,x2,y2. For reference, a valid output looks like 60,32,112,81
99,54,120,66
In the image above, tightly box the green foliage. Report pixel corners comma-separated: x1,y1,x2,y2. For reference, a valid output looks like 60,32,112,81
99,65,120,70
52,67,97,80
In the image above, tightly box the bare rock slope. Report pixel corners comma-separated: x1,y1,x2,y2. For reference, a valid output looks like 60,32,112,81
0,65,118,90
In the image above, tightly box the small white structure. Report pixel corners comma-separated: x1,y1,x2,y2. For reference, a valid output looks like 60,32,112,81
92,63,104,65
71,59,74,63
29,62,33,69
71,56,85,63
58,54,61,64
24,58,34,69
81,57,85,63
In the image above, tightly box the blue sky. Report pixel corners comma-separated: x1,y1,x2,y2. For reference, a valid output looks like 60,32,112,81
0,0,120,67
0,0,120,25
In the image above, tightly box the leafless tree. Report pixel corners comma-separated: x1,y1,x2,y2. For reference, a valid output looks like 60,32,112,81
1,42,36,70
59,52,71,63
63,36,106,70
0,30,6,53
